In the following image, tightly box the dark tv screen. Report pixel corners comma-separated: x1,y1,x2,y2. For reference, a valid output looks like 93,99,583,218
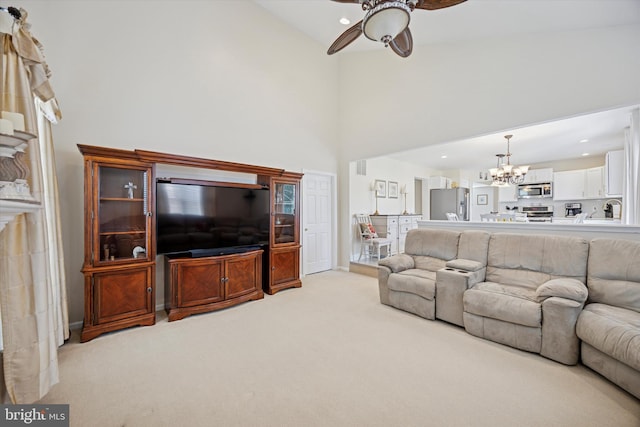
156,181,270,255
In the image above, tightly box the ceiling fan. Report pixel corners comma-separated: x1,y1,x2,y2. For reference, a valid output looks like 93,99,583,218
327,0,467,57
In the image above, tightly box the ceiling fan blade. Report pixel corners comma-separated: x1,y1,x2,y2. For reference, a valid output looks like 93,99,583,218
389,27,413,58
327,20,363,55
415,0,467,10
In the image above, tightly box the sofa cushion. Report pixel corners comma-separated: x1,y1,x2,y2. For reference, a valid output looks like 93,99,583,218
485,233,589,288
587,238,640,313
457,230,491,266
413,256,447,273
387,269,436,300
404,229,460,261
464,282,541,328
485,267,550,291
577,303,640,371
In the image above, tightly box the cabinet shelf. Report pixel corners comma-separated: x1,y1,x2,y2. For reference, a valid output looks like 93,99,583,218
99,230,145,236
100,197,145,202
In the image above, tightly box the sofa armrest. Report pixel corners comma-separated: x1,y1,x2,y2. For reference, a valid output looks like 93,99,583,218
378,253,414,273
536,278,588,303
541,297,584,365
378,265,392,306
435,267,486,327
445,258,484,272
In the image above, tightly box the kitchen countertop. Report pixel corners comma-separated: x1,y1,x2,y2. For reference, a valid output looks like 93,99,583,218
417,220,640,242
552,217,622,224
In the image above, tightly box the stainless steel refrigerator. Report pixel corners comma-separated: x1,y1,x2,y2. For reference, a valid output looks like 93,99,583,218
430,188,470,221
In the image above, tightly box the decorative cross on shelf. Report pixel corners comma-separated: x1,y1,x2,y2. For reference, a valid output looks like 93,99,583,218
124,182,137,199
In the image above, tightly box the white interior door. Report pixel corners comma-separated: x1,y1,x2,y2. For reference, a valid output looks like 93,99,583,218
302,172,333,274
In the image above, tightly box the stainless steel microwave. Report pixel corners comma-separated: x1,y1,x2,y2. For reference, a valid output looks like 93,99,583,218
517,182,552,199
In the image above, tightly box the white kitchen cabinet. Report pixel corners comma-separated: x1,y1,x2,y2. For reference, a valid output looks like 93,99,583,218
398,215,421,253
428,176,451,189
498,185,518,202
555,166,608,201
553,170,586,200
585,166,605,199
605,150,624,197
523,168,553,184
371,214,421,255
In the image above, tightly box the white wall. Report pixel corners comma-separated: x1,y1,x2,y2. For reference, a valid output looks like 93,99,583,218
11,1,640,323
338,25,640,161
348,157,437,259
471,185,496,222
16,0,340,324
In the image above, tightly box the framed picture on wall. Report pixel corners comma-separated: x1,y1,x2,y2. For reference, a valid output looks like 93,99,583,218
477,194,488,205
374,179,386,198
388,181,399,199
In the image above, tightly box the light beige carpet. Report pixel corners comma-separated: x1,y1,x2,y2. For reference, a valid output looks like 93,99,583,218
40,270,639,427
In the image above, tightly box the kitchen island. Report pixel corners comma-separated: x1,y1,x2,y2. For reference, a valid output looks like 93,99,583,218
417,220,640,242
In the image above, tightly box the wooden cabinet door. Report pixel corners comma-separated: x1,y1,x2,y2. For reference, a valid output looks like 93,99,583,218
92,162,154,267
271,178,300,247
176,258,224,308
226,252,261,300
270,247,300,287
93,266,152,324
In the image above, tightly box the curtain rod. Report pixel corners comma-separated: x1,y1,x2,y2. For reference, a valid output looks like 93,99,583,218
0,6,21,19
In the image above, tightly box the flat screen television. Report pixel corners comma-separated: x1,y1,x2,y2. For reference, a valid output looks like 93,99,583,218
156,179,270,256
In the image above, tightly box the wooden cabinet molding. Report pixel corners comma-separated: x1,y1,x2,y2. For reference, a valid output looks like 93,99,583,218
164,250,264,322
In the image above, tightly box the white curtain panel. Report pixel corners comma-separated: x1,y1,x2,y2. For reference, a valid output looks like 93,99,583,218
0,7,67,404
623,108,640,225
36,98,69,347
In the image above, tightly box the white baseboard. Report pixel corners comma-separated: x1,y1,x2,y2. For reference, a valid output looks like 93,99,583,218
69,320,83,331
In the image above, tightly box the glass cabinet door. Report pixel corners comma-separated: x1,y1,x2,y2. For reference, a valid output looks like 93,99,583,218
96,165,150,264
273,181,297,245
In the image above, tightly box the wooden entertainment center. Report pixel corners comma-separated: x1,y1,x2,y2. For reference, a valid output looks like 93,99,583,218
78,144,302,342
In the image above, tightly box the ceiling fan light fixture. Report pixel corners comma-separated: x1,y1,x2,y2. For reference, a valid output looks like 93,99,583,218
362,1,411,46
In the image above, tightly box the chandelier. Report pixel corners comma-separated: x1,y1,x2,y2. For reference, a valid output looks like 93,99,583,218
489,134,529,186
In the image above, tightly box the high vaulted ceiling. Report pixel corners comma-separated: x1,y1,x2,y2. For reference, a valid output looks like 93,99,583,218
253,0,640,170
254,0,640,52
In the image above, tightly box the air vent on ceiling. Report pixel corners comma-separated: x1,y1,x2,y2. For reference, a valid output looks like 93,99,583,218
356,160,367,176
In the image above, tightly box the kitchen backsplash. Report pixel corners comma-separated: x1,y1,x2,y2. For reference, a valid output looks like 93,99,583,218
499,198,623,218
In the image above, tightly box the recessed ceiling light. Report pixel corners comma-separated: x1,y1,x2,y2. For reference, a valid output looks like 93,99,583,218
441,155,448,159
582,152,590,156
339,17,350,25
580,139,589,143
